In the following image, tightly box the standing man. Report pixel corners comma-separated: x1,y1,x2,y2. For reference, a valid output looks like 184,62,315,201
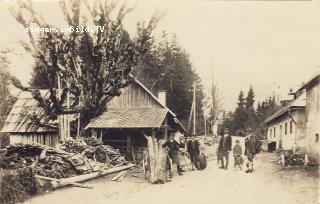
187,135,200,170
244,128,256,173
218,128,232,170
162,132,185,176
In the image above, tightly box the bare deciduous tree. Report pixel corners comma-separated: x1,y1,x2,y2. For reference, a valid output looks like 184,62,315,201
9,0,161,131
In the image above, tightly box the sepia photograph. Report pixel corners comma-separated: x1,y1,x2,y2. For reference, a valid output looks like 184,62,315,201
0,0,319,203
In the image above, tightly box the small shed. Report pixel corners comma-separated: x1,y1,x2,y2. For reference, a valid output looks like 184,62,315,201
85,78,186,161
1,91,59,147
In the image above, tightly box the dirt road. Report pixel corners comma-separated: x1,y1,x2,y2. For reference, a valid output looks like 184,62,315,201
25,147,319,204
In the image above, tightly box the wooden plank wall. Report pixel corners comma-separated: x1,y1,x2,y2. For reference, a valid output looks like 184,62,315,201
108,83,162,109
11,133,58,147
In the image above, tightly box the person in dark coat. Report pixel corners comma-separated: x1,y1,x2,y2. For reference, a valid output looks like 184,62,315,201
162,132,184,176
218,128,232,170
187,135,200,170
244,128,256,173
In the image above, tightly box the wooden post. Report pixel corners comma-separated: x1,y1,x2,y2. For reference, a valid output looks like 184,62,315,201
163,118,168,140
127,134,131,154
304,154,308,167
188,101,194,133
146,135,156,183
100,129,103,141
131,147,136,165
281,153,285,166
76,90,82,140
57,74,63,143
66,80,70,139
193,82,196,135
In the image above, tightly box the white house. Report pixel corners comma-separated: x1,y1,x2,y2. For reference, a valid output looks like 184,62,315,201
296,74,320,162
264,92,306,152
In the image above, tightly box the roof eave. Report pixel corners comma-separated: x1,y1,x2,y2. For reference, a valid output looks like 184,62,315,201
263,106,305,125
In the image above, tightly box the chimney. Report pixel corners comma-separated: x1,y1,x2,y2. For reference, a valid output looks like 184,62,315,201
157,90,166,106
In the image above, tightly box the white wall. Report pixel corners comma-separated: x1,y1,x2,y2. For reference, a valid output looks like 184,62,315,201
305,83,320,162
267,116,296,150
266,110,306,151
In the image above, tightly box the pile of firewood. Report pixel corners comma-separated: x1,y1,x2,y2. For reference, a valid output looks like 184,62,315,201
282,151,305,166
60,138,128,166
0,140,128,179
0,141,133,204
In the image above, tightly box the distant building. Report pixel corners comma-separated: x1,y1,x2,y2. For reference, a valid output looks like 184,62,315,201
264,92,306,151
296,74,320,162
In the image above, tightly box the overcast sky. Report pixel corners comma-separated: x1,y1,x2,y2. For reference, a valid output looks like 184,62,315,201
0,0,319,111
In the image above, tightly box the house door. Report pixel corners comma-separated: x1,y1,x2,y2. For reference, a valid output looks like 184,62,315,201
279,125,283,149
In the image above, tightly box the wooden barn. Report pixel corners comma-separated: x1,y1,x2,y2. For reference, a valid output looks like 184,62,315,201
1,91,61,147
85,78,186,161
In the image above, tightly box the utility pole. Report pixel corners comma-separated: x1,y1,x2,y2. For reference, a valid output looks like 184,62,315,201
193,82,196,135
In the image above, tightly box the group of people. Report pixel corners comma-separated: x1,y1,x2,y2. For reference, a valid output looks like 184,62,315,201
161,127,260,180
217,127,259,173
162,132,201,177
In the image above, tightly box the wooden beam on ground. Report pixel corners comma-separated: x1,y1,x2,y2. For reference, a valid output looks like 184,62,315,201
34,175,94,189
110,170,127,181
56,164,135,188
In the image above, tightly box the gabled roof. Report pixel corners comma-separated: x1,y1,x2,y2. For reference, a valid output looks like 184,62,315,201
86,78,186,131
132,78,176,117
86,108,168,129
1,91,57,133
264,92,306,125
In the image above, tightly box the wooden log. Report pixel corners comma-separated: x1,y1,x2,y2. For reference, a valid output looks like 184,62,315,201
56,164,135,188
116,171,127,182
146,136,156,183
110,170,127,181
34,175,93,189
155,140,167,182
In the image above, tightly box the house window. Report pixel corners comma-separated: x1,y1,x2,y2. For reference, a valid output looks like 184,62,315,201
270,128,272,139
290,121,293,134
280,125,282,136
285,123,287,135
274,127,276,138
316,134,319,142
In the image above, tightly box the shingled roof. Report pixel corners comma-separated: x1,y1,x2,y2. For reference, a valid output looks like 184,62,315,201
1,91,56,133
86,108,168,129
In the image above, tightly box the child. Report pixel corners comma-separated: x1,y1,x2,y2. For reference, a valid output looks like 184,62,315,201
233,139,243,170
216,149,223,166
